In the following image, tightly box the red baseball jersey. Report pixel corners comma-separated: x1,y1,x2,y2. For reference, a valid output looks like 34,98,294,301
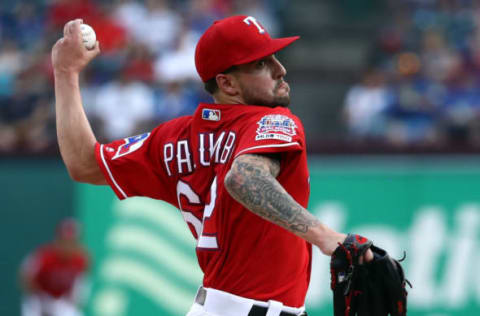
23,245,89,298
95,103,312,307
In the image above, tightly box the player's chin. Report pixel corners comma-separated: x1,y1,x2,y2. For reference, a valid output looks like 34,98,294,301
274,89,290,107
274,95,290,108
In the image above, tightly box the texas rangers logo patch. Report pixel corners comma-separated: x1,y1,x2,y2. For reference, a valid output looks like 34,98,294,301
113,132,150,159
256,114,297,142
202,109,221,121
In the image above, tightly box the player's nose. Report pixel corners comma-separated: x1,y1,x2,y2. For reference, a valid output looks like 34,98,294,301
272,56,287,79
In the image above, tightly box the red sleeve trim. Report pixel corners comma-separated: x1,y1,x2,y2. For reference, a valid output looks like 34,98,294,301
234,142,301,158
95,142,128,200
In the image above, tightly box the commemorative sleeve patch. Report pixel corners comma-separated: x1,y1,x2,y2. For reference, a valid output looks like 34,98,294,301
255,114,297,142
113,132,150,159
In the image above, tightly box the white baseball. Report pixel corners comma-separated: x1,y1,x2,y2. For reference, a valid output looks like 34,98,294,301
80,24,96,50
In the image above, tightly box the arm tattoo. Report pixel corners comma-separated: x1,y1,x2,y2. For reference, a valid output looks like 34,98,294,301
224,154,320,234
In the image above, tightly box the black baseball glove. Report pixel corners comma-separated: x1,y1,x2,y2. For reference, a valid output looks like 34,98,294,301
330,234,411,316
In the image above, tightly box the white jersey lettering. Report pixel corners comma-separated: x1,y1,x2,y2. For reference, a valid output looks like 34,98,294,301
165,131,237,176
163,143,174,176
199,133,210,166
177,140,193,174
212,131,226,163
220,132,236,163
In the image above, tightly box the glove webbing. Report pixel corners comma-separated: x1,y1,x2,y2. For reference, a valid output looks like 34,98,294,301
340,243,354,316
331,234,373,316
330,242,355,316
330,242,352,291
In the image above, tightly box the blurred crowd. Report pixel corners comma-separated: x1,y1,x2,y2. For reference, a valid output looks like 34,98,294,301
4,0,480,154
344,0,480,150
0,0,281,154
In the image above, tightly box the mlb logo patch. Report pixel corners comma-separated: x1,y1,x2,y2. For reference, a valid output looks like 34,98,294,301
202,109,221,121
113,132,150,159
256,114,297,142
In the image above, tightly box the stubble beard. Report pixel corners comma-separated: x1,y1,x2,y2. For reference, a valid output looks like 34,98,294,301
241,80,290,108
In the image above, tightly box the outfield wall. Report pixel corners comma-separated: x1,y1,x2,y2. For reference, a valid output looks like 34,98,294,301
0,158,73,316
78,156,480,316
1,157,479,316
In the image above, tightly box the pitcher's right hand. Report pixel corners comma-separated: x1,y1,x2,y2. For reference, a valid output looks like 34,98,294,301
52,19,100,75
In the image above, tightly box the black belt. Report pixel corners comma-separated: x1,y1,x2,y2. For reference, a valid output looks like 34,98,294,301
248,305,307,316
194,287,307,316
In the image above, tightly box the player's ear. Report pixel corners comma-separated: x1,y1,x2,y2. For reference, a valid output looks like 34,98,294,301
216,73,239,96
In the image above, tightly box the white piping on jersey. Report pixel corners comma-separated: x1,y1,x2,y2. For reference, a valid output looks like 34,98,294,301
100,144,128,199
234,142,300,158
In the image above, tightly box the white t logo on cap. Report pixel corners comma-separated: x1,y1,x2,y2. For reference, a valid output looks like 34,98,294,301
243,16,265,34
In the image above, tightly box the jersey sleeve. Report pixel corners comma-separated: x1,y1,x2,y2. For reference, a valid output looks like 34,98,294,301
234,109,305,158
95,127,175,202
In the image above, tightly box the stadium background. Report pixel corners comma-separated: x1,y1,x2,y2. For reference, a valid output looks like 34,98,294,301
1,0,480,315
